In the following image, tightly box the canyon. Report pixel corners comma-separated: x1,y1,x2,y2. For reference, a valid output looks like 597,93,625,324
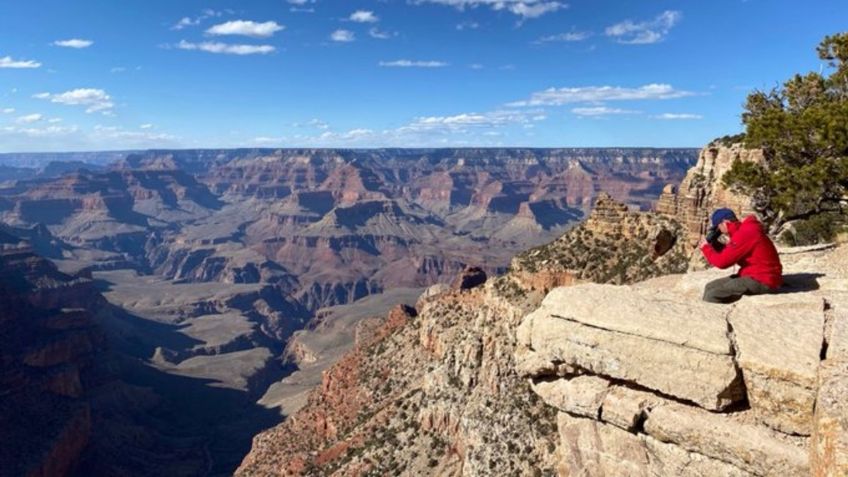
0,147,696,476
236,143,848,477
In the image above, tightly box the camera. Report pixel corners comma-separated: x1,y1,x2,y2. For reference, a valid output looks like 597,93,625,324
705,226,725,252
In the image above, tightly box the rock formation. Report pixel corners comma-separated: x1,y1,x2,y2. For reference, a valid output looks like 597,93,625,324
0,229,105,477
517,244,848,476
235,191,703,476
656,142,763,246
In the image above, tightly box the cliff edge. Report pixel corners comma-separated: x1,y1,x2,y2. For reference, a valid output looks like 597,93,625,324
516,243,848,476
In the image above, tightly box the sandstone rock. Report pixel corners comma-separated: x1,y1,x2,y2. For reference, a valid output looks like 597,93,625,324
451,266,487,291
729,296,825,435
600,385,663,432
811,360,848,477
556,412,650,476
644,402,809,476
656,143,763,247
556,412,752,477
542,284,733,355
531,376,609,418
523,306,744,410
812,296,848,476
642,435,753,477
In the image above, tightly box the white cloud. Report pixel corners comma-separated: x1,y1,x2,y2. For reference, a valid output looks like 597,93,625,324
140,123,154,129
287,0,314,4
16,113,43,124
571,106,639,117
379,59,448,68
415,0,565,19
54,39,93,48
368,28,395,39
534,31,590,43
48,118,62,123
456,21,480,31
652,113,702,120
176,40,275,55
173,17,199,30
1,124,79,137
110,67,127,73
0,56,41,69
172,9,222,30
330,29,355,42
508,83,693,106
92,125,178,144
1,108,14,114
206,20,284,38
33,88,114,114
605,10,681,45
349,10,378,23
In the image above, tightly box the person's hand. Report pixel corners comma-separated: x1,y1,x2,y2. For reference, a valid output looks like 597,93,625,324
698,237,708,249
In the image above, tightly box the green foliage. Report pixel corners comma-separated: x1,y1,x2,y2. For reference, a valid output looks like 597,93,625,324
722,33,848,235
781,212,847,246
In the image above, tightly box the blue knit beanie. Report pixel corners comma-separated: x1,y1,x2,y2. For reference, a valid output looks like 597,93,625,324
710,208,738,227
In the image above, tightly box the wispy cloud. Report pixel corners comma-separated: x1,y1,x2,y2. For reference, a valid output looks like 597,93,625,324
1,108,14,114
415,0,565,19
508,83,693,106
605,10,681,45
652,113,702,120
369,28,395,39
276,108,544,147
172,9,222,30
330,29,355,42
349,10,378,23
571,106,639,117
534,31,590,44
34,88,115,114
0,56,41,69
176,40,275,55
54,39,93,49
206,20,284,38
456,21,480,31
379,59,448,68
140,123,154,129
16,113,43,124
1,124,79,137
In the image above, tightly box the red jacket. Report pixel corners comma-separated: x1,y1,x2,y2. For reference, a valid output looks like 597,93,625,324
701,215,783,289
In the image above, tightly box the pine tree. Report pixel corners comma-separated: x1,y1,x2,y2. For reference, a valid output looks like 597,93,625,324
722,33,848,241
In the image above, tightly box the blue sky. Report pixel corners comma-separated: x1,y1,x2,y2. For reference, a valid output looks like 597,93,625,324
0,0,845,152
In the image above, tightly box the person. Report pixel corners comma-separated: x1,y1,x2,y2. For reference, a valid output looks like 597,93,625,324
699,208,783,303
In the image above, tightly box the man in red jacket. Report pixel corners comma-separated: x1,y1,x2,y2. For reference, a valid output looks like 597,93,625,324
700,208,783,303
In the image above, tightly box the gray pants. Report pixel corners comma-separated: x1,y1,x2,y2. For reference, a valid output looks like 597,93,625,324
703,275,773,304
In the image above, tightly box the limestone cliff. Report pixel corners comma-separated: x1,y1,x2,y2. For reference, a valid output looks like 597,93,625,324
235,194,698,476
656,142,762,246
516,243,848,476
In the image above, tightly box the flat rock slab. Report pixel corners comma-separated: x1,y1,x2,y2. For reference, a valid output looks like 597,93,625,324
644,402,809,477
543,284,733,355
729,295,824,435
523,307,744,410
531,375,609,418
557,412,753,477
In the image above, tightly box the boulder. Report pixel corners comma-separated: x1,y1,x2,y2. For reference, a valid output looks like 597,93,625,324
521,302,744,410
729,295,825,435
